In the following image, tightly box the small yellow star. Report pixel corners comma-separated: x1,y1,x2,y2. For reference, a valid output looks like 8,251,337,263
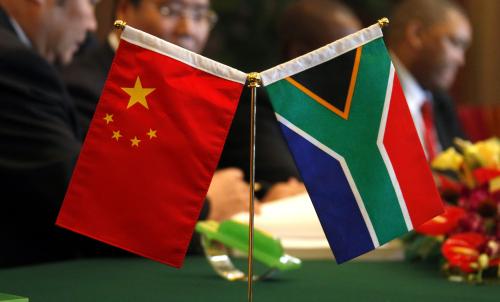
147,129,157,139
112,130,123,141
121,76,155,109
103,113,114,124
130,136,141,147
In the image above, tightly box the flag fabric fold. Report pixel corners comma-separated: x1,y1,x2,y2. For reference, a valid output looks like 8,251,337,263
261,24,444,263
56,26,246,268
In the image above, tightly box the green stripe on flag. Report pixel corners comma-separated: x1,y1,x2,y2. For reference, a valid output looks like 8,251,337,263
266,38,408,244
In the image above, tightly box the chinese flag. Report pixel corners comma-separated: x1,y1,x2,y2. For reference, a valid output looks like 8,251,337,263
56,26,246,267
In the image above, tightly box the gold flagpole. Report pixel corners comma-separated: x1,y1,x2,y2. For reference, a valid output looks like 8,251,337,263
246,72,261,302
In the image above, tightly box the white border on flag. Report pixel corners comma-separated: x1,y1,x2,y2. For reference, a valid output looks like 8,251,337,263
260,24,383,86
121,26,248,84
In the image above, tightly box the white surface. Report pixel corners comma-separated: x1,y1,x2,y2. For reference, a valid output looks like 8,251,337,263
231,193,403,260
232,193,324,241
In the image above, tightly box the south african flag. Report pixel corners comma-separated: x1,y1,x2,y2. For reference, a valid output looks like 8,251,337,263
261,24,443,263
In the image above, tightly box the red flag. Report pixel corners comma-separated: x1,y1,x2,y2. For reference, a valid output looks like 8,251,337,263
56,26,246,268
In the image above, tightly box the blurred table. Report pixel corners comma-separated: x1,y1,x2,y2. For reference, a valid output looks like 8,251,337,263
0,257,498,302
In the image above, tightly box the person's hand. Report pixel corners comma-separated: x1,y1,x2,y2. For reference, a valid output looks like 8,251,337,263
206,168,259,221
262,178,306,202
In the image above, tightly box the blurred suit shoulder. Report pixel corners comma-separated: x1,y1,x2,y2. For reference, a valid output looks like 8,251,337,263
0,21,82,267
62,42,114,135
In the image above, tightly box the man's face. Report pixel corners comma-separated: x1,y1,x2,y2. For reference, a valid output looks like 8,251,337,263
412,9,471,91
119,0,213,53
44,0,98,65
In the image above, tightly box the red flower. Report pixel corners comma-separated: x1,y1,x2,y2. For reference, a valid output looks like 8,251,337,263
416,206,466,236
458,212,485,234
473,168,500,185
442,232,487,273
459,186,490,211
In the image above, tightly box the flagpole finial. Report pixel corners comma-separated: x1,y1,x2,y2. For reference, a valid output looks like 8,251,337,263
114,20,127,30
247,72,261,88
378,17,389,28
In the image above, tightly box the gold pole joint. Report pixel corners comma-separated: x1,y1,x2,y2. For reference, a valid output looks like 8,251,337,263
247,72,261,88
378,17,390,28
114,20,127,30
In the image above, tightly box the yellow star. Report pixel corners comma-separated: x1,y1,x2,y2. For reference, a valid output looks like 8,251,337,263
103,113,114,124
130,136,141,147
121,76,156,109
147,129,157,139
112,130,123,141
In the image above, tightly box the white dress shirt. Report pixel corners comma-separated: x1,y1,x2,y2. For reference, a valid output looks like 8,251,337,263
9,16,31,47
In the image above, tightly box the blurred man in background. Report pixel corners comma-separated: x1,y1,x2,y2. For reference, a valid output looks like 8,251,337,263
0,0,97,267
386,0,472,159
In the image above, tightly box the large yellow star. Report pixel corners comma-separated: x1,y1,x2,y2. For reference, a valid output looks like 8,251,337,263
122,77,155,109
147,129,157,139
130,136,141,147
112,130,122,141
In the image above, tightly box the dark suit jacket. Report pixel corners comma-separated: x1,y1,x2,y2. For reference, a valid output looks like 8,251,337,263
62,42,114,135
0,8,83,267
432,90,466,150
218,89,300,192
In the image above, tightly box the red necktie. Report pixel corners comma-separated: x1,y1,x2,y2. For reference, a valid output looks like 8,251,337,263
421,101,439,160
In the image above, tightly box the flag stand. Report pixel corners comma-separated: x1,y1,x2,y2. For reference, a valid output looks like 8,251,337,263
246,72,261,302
107,17,393,302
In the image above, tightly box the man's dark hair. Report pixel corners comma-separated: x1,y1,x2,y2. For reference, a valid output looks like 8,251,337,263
112,0,142,20
278,0,358,59
386,0,467,46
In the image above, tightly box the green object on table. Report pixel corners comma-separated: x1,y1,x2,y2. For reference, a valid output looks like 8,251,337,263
0,293,28,302
196,220,301,271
